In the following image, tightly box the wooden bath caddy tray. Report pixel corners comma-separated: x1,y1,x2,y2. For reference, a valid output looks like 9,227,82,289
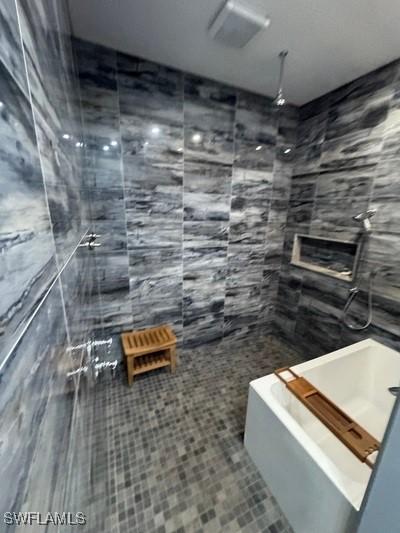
275,367,380,468
121,325,177,385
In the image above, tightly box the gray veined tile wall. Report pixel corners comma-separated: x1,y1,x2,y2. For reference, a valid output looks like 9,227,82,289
275,59,400,357
72,37,400,359
0,50,57,361
120,53,185,341
183,75,235,346
0,0,101,528
73,38,299,348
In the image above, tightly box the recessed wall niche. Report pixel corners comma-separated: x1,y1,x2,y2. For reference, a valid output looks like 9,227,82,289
291,234,360,282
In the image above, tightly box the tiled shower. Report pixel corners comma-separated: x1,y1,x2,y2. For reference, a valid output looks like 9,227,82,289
75,37,297,346
1,0,400,531
1,0,95,521
76,35,400,355
276,64,400,357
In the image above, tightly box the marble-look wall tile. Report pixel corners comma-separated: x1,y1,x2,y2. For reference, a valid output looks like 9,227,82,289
17,0,83,163
286,173,316,229
96,253,132,335
320,131,385,170
316,166,374,199
229,168,272,245
372,160,400,198
17,0,88,265
75,39,298,348
184,75,235,165
329,61,398,108
294,107,328,175
0,285,73,521
183,269,226,319
340,290,400,352
0,57,56,363
0,1,27,95
293,142,323,175
311,196,370,232
117,53,184,339
274,58,400,357
268,198,289,227
118,53,183,120
295,296,342,358
274,270,302,337
224,285,262,339
183,84,233,344
325,92,391,141
184,161,231,221
90,185,130,332
263,226,287,268
131,299,183,344
369,198,400,232
183,312,225,348
226,143,276,336
297,111,328,146
75,38,118,105
91,188,127,253
227,245,264,288
0,3,99,528
235,90,277,171
258,265,281,333
62,247,99,348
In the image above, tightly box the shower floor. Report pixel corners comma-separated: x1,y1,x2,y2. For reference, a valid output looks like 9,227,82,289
87,335,302,533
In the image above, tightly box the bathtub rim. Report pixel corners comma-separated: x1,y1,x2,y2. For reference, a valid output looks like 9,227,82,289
249,338,399,510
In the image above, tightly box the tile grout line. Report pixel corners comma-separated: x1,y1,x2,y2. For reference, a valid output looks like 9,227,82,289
222,88,238,341
181,71,185,347
115,50,133,334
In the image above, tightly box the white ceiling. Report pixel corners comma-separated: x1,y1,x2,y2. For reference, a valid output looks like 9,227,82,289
68,0,400,105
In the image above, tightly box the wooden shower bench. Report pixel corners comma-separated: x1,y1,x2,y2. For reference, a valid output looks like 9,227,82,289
121,325,177,385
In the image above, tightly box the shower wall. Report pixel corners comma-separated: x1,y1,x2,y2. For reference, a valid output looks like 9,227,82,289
275,60,400,357
0,0,98,523
74,38,298,347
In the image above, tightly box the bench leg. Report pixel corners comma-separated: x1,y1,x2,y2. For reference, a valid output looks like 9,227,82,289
127,357,134,386
169,346,177,372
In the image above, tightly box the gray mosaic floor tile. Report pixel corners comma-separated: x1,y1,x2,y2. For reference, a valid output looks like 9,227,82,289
85,335,302,532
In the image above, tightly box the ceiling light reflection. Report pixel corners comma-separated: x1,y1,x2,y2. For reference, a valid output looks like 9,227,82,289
191,133,202,144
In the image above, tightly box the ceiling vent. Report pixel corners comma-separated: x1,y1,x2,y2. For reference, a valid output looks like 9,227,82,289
209,0,270,48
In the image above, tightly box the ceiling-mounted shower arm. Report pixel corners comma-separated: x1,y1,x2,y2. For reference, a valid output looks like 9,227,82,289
273,50,288,107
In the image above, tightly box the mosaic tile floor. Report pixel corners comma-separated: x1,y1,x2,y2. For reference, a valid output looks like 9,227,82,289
88,335,303,533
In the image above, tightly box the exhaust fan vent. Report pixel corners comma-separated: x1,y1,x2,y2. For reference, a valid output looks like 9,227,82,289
209,0,270,48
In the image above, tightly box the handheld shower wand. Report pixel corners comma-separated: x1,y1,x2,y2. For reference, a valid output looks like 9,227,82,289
343,209,376,330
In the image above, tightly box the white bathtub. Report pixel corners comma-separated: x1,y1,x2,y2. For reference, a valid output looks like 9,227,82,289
244,339,400,533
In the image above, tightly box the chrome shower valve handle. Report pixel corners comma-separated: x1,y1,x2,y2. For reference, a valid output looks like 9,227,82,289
79,232,102,250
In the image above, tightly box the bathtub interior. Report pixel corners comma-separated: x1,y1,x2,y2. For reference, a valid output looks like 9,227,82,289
298,343,400,439
269,340,400,509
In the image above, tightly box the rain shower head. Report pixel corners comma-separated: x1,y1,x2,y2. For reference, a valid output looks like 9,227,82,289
273,50,288,107
353,209,376,233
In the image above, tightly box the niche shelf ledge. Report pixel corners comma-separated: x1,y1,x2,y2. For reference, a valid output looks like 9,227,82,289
291,234,360,282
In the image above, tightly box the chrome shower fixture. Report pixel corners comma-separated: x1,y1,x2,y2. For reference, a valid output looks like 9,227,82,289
273,50,288,107
353,209,376,233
